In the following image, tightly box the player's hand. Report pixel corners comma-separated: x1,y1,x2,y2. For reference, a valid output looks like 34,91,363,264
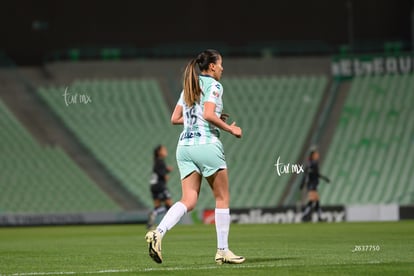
167,166,173,172
228,122,242,138
220,113,230,122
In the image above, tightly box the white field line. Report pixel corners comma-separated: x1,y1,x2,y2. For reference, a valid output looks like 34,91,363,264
3,260,383,276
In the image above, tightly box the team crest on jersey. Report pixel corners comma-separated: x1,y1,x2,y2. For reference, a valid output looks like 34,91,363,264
212,91,219,98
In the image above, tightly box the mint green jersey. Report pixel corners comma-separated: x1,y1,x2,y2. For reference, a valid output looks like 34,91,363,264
177,75,224,146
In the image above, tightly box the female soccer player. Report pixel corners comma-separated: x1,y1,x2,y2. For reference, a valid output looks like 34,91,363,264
145,49,245,264
300,149,330,222
147,145,174,229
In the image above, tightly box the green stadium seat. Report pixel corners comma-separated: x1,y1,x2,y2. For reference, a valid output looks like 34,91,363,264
0,99,121,213
220,75,328,208
322,74,414,205
37,76,327,211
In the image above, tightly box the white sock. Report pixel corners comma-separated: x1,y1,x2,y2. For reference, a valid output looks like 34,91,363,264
156,201,187,237
215,208,230,251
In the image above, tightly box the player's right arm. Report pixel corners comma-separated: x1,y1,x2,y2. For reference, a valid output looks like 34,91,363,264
171,104,184,125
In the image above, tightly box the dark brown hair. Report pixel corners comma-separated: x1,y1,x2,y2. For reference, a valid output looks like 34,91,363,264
183,49,221,107
153,144,163,163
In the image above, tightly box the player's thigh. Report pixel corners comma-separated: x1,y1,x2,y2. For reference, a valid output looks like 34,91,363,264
206,169,229,204
180,171,202,210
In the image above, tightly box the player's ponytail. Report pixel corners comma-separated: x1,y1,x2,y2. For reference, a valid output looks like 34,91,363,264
183,58,201,107
183,49,221,107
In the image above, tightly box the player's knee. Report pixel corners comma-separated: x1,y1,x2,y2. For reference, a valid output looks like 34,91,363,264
180,198,197,211
215,194,229,204
215,197,229,209
184,203,196,212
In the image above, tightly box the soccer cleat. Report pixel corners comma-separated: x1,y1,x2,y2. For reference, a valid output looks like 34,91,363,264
145,230,163,264
215,249,245,264
301,213,311,222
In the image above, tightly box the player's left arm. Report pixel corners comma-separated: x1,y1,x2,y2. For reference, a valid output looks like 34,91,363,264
319,174,330,183
313,163,330,183
204,102,242,138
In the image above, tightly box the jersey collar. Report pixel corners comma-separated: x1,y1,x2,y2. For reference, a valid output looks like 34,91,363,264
199,74,214,79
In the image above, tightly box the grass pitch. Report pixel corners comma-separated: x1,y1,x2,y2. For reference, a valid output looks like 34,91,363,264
0,221,413,275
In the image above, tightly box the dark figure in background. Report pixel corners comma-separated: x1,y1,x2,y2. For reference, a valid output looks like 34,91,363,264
147,145,174,229
300,149,330,222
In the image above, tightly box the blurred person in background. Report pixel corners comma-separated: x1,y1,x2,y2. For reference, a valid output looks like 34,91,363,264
300,149,330,222
147,144,174,229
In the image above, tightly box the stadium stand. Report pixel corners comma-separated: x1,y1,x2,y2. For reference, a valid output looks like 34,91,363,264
38,79,182,209
220,75,328,208
5,56,413,217
321,74,414,205
38,75,328,211
0,99,121,213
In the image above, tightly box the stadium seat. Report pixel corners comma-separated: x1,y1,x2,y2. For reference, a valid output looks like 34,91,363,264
322,74,414,205
38,76,327,211
0,99,121,213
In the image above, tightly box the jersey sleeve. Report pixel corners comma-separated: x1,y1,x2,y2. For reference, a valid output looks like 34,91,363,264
204,81,223,105
177,91,184,106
